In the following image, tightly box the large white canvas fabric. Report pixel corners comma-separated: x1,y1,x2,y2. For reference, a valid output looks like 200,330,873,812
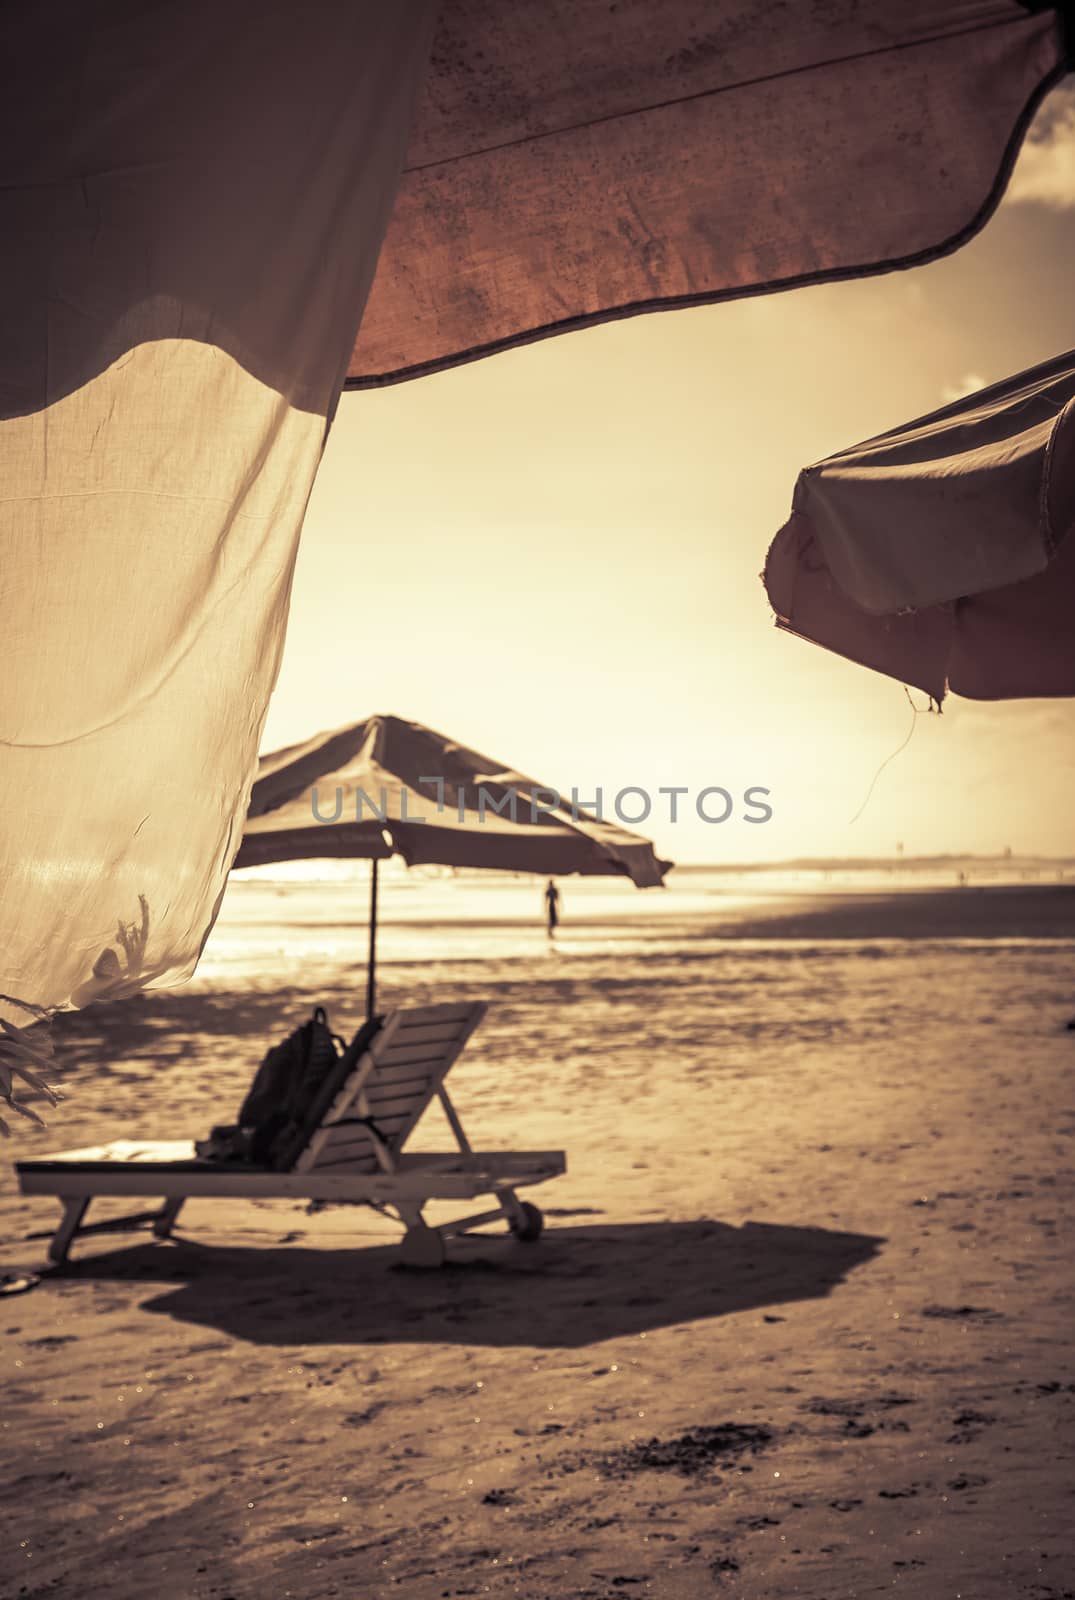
0,3,437,1026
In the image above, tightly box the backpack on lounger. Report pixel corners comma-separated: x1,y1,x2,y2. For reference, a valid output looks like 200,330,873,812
237,1005,343,1166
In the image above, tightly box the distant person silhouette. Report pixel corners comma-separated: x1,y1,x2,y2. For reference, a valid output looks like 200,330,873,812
545,878,560,940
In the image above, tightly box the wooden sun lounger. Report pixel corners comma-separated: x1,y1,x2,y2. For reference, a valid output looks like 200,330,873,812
16,1001,565,1268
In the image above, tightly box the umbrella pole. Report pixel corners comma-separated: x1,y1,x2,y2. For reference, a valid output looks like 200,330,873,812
366,856,379,1020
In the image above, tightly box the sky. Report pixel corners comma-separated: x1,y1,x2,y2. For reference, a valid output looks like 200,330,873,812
263,82,1075,867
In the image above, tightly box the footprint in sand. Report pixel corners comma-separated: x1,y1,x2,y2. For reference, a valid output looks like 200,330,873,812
802,1394,914,1437
947,1409,995,1443
601,1423,774,1479
342,1402,386,1426
947,1472,989,1491
920,1303,1002,1321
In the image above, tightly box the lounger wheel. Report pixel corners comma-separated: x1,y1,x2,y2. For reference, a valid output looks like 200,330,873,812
510,1201,544,1243
399,1224,446,1269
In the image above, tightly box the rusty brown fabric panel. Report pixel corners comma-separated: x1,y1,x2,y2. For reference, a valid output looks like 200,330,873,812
348,1,1069,388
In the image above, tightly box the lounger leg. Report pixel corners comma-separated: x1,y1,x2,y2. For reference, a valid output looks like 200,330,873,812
396,1201,446,1268
49,1197,91,1265
496,1187,544,1243
496,1186,526,1231
153,1198,185,1239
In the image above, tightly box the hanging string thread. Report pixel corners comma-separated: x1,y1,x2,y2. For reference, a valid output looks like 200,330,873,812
848,685,937,826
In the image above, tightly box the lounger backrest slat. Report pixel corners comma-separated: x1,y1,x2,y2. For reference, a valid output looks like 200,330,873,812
360,1069,434,1098
381,1021,468,1047
322,1110,413,1145
294,1001,487,1176
356,1056,447,1081
310,1128,397,1169
304,1142,380,1175
386,1002,479,1025
351,1089,430,1121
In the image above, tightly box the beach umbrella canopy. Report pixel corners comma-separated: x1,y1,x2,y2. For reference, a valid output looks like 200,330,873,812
2,0,1070,1039
236,715,670,887
350,1,1072,390
235,715,671,1015
762,348,1075,702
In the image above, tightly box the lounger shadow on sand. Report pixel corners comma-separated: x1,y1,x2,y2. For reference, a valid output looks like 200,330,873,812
37,1219,885,1349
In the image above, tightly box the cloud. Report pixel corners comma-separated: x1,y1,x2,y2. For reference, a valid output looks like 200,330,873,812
1007,85,1075,210
940,373,986,404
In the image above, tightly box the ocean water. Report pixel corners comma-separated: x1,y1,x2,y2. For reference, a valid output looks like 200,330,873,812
198,859,1075,985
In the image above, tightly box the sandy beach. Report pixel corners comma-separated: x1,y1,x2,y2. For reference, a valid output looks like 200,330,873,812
3,875,1074,1599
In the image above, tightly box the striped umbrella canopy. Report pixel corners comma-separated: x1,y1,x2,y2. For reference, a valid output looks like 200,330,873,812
235,715,671,1014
